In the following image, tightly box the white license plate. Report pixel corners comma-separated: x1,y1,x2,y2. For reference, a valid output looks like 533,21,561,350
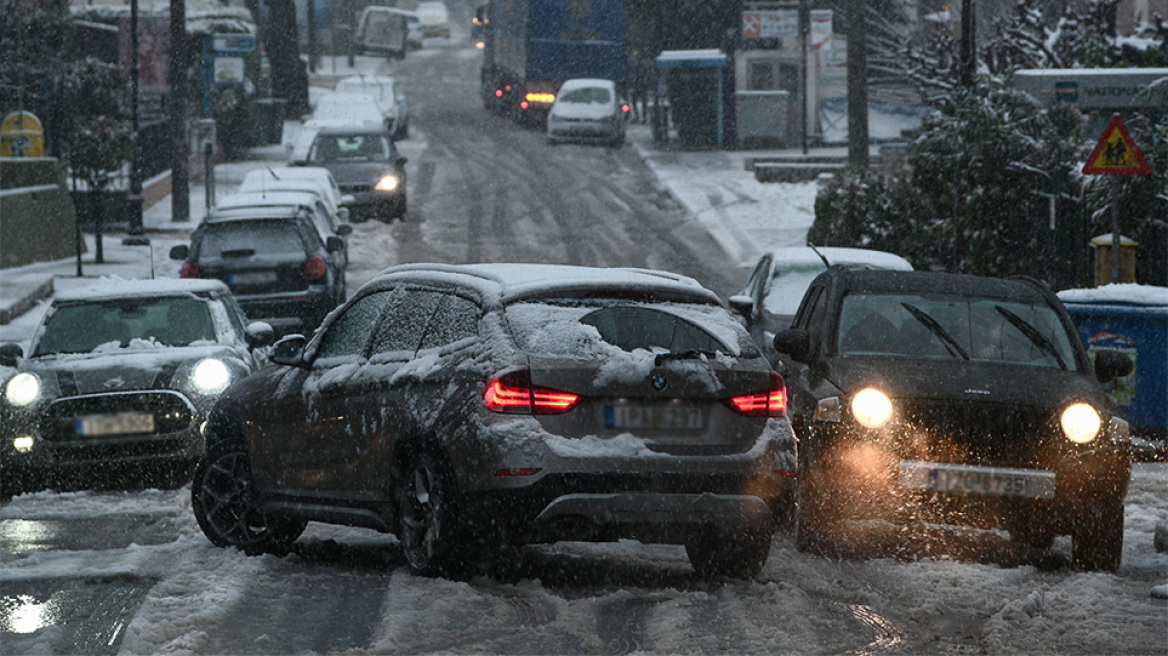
230,271,277,286
899,461,1056,499
605,405,705,429
76,413,155,437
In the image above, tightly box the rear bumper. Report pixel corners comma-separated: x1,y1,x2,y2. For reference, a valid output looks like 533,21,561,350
236,289,337,331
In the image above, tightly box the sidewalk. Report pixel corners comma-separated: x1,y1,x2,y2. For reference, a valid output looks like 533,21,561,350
0,122,822,341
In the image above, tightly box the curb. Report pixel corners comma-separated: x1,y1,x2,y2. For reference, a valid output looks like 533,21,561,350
0,276,53,326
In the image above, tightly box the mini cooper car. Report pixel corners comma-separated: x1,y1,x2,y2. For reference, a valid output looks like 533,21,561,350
297,125,408,222
170,205,351,334
0,279,274,500
190,263,795,578
772,268,1133,571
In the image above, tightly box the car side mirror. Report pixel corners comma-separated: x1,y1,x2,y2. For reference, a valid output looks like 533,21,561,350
773,328,812,363
0,343,23,368
326,235,345,252
244,321,275,349
397,155,409,165
1093,349,1133,383
271,334,308,366
727,294,754,320
335,224,353,236
169,244,189,260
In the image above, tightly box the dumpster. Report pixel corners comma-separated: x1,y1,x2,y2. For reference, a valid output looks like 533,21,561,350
250,98,287,146
1059,284,1168,460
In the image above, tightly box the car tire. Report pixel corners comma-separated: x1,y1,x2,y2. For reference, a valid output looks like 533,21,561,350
0,467,21,503
191,450,305,556
398,450,466,577
794,470,837,555
1071,498,1124,572
686,525,772,579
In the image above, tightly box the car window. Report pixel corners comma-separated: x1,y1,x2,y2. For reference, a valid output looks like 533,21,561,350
559,86,612,104
199,221,305,257
217,293,249,337
836,292,1079,368
310,134,388,162
418,294,480,350
33,296,216,355
314,291,393,360
763,265,827,316
369,289,443,356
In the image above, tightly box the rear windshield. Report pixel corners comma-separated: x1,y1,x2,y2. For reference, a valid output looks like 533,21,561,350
836,292,1079,370
34,296,217,355
506,300,758,359
199,221,305,258
559,87,612,104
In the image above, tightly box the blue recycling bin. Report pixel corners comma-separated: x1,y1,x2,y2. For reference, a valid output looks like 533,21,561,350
1059,289,1168,443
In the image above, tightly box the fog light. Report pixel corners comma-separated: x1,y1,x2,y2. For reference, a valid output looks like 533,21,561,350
13,436,34,453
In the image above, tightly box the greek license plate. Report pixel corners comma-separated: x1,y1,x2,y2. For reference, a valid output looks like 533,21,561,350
899,461,1056,499
605,405,705,429
76,413,155,437
230,271,277,286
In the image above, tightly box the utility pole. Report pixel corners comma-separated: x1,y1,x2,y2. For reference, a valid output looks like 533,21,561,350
846,0,868,168
124,0,150,245
170,0,190,222
960,0,976,90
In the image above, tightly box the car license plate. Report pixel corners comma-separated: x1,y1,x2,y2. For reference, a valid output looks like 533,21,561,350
230,271,277,286
76,413,155,437
605,405,705,429
899,461,1056,499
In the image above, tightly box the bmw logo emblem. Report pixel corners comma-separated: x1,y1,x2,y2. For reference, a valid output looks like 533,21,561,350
651,374,667,391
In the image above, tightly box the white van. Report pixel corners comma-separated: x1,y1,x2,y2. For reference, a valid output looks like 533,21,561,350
355,6,409,60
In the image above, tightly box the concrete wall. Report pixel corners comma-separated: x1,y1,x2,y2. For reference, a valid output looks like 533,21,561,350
0,158,81,269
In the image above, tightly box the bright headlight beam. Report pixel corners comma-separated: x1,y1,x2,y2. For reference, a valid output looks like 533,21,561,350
851,388,893,428
375,175,399,191
5,373,40,406
191,358,231,394
1061,403,1101,444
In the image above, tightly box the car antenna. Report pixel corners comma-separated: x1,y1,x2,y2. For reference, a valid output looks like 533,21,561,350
267,166,281,181
807,242,831,267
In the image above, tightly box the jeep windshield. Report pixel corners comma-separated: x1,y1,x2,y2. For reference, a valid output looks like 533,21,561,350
836,292,1079,369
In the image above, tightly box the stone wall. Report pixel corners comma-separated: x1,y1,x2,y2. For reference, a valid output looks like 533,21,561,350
0,158,80,269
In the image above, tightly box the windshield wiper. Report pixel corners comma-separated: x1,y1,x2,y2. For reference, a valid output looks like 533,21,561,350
654,350,717,366
994,305,1067,370
900,303,970,360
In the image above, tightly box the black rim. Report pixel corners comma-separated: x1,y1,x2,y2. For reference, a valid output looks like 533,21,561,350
400,459,444,570
195,452,271,549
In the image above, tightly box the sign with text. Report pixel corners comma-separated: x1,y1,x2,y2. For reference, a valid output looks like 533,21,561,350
212,33,256,53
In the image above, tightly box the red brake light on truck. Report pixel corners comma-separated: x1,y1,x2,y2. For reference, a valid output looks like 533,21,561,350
485,368,579,414
728,371,787,417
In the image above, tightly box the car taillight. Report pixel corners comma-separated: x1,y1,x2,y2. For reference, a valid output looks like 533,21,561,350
728,371,787,417
621,103,630,113
180,262,200,278
303,256,327,281
484,367,579,414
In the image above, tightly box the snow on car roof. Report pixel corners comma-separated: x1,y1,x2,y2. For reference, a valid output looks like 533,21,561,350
54,277,230,303
1059,283,1168,306
374,263,722,305
767,246,913,271
560,78,617,91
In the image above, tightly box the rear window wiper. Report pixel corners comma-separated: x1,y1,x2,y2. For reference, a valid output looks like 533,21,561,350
994,305,1067,370
654,350,718,366
901,303,970,360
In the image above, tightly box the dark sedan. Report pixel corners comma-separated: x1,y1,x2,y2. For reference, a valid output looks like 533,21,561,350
773,268,1133,571
296,126,408,222
0,279,274,499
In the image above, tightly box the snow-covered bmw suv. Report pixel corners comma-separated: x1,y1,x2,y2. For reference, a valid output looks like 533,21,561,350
191,263,796,578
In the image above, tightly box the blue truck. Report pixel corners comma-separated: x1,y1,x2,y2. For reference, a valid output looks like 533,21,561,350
480,0,627,124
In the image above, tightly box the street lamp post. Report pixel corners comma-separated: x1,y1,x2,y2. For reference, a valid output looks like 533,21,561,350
123,0,150,245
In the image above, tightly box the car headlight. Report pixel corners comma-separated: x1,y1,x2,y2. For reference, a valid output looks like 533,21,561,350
1061,402,1102,444
191,358,231,395
375,175,399,191
851,388,893,428
5,372,41,407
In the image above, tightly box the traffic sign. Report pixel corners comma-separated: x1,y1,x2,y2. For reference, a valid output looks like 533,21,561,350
0,111,45,157
1082,114,1152,176
212,33,256,53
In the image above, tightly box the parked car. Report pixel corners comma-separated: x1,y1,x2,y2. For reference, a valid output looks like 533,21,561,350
304,92,387,131
730,246,913,366
546,78,629,146
415,1,451,38
0,278,274,500
237,167,355,226
354,4,409,59
333,74,411,139
190,263,796,578
295,125,409,222
772,268,1134,571
170,205,352,334
215,188,350,236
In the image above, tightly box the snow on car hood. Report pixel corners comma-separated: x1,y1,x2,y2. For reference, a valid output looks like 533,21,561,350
325,160,397,185
24,342,246,395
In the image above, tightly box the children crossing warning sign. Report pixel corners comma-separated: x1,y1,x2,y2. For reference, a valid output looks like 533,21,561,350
1082,114,1152,176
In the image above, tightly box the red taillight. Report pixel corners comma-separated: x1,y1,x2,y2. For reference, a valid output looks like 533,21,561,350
728,371,787,417
495,468,542,477
180,262,200,278
495,89,503,98
484,368,579,414
621,103,630,113
303,256,327,282
519,100,529,110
